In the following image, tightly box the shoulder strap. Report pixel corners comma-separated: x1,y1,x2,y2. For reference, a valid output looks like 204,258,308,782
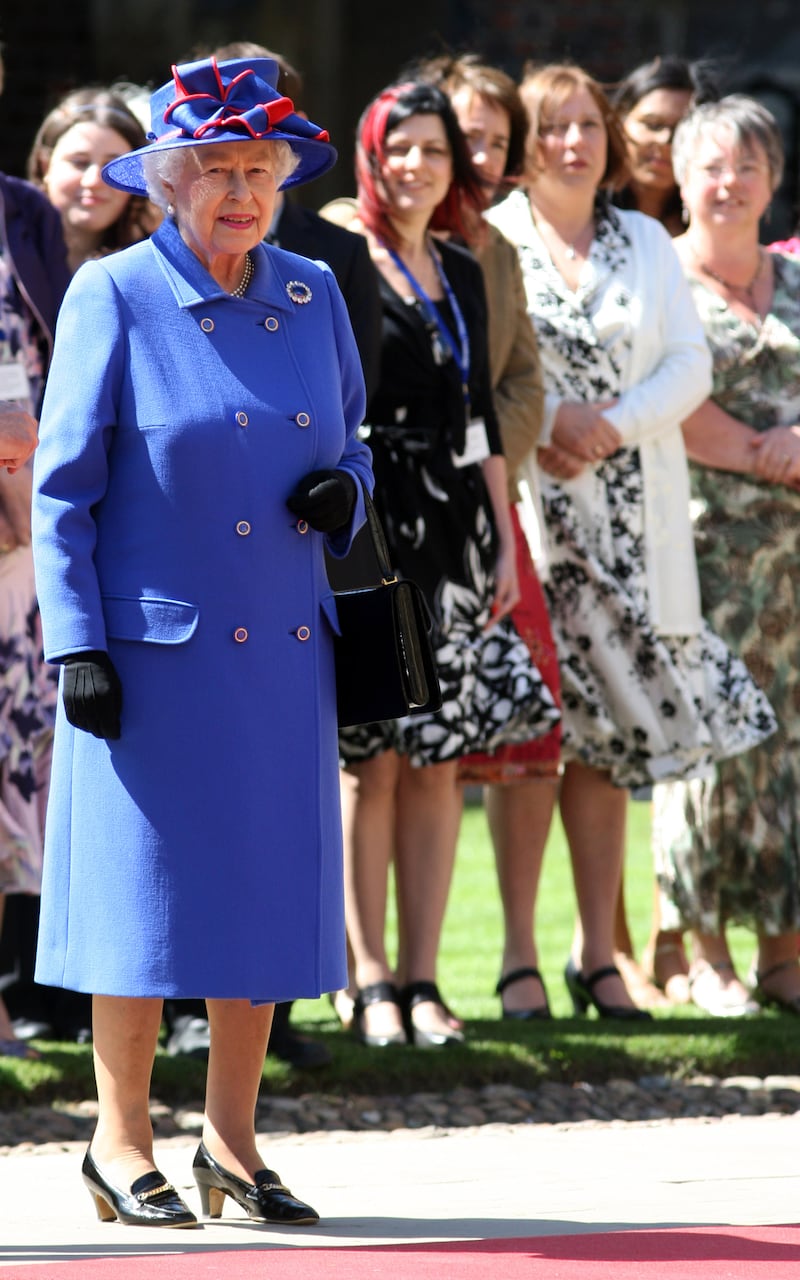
361,489,397,585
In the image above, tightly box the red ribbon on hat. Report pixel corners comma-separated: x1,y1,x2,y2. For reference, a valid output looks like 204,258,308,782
164,61,306,141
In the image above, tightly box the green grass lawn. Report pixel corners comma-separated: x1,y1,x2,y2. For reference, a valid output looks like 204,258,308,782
1,797,797,1110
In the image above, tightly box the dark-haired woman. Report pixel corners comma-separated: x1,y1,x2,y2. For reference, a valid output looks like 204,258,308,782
337,80,558,1048
613,55,719,236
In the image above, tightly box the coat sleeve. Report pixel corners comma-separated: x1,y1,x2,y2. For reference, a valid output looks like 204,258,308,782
487,233,545,486
318,265,374,559
32,261,124,661
602,220,712,445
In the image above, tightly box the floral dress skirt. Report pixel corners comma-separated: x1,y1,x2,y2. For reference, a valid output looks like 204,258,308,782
0,547,57,895
541,447,775,790
653,470,800,934
339,429,560,769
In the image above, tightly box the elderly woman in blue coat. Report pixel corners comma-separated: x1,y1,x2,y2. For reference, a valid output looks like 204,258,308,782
31,56,373,1229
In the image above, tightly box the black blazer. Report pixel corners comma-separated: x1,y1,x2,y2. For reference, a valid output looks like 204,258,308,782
273,200,382,402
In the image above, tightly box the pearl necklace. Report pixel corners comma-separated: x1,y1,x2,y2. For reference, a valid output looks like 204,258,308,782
230,252,254,298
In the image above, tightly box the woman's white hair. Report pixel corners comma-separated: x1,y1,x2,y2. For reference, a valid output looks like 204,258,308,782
142,139,302,211
672,94,784,192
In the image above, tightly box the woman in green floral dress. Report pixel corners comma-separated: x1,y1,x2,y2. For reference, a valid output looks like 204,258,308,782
652,95,800,1016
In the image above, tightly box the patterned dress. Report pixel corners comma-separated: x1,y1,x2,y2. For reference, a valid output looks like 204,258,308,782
654,253,800,934
0,243,57,895
510,203,775,788
339,240,559,768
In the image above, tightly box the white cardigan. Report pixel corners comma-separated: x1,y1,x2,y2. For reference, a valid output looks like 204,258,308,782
488,192,712,636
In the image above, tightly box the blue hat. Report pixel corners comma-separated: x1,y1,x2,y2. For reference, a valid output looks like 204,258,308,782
102,56,337,195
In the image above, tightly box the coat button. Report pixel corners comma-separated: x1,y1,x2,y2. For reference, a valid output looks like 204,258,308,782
295,412,311,428
236,411,249,427
295,625,311,641
236,520,252,536
233,627,249,643
296,518,309,534
200,318,215,332
264,316,279,331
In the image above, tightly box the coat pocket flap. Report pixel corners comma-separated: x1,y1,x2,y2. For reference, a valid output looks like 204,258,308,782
320,593,341,636
102,595,199,644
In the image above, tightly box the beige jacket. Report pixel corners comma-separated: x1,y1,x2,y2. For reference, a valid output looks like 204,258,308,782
476,222,544,504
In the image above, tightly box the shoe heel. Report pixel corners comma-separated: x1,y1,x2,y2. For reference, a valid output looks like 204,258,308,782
195,1178,225,1219
564,961,590,1015
91,1191,117,1223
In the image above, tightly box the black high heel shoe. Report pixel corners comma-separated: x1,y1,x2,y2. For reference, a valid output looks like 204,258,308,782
496,967,552,1020
353,980,407,1047
400,980,465,1048
564,958,653,1021
82,1149,198,1227
192,1141,319,1224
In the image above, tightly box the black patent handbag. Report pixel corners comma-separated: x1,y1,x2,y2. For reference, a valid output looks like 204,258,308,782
334,491,442,728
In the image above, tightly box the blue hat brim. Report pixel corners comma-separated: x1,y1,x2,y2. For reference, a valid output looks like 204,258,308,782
102,131,337,196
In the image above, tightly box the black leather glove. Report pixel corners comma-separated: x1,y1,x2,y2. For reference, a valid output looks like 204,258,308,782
62,650,122,740
286,469,357,533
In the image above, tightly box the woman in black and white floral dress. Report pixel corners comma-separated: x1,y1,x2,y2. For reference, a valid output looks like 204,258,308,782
488,63,775,1020
337,81,559,1049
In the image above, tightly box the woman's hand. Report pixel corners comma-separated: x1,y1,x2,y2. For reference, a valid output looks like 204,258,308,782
538,443,587,479
488,537,520,627
0,407,37,473
551,401,622,462
749,425,800,486
62,651,122,740
286,469,357,532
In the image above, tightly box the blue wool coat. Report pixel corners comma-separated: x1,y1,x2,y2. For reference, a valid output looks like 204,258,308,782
31,217,372,1001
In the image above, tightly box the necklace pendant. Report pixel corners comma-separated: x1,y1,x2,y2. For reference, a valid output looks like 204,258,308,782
565,244,576,261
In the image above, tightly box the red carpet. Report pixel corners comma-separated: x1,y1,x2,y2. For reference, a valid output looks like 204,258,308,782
3,1226,799,1279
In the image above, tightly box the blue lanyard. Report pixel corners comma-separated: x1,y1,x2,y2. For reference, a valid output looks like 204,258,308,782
384,241,471,419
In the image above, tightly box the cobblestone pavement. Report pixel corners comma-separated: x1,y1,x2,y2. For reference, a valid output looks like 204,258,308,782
3,1074,800,1153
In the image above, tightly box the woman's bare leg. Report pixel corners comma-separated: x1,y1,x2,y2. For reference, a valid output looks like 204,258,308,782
202,997,273,1181
394,757,462,1036
90,994,163,1185
560,761,639,1011
342,751,404,1039
485,777,557,1012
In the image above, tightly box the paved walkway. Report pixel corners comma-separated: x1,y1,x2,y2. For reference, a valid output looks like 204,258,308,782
0,1112,798,1268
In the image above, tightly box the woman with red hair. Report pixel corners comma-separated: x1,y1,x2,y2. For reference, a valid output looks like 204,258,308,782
338,81,559,1048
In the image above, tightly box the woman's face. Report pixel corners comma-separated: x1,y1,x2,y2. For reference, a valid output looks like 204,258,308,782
680,125,773,233
379,112,454,222
623,87,693,194
163,140,280,269
449,88,510,198
534,87,607,194
43,121,132,235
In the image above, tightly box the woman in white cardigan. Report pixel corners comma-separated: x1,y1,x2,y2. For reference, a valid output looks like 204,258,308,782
488,63,776,1019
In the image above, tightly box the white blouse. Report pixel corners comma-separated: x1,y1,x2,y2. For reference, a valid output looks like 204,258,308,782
487,191,712,636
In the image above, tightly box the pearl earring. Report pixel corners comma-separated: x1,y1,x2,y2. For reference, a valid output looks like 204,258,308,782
681,202,689,226
167,203,175,217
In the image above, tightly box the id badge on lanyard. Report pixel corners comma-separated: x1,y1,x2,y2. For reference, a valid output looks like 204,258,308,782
452,416,490,469
0,361,31,405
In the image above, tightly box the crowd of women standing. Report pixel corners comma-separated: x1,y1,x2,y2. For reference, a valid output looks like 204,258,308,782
325,48,798,1039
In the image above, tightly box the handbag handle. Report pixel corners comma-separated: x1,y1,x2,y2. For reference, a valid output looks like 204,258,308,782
361,488,397,586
